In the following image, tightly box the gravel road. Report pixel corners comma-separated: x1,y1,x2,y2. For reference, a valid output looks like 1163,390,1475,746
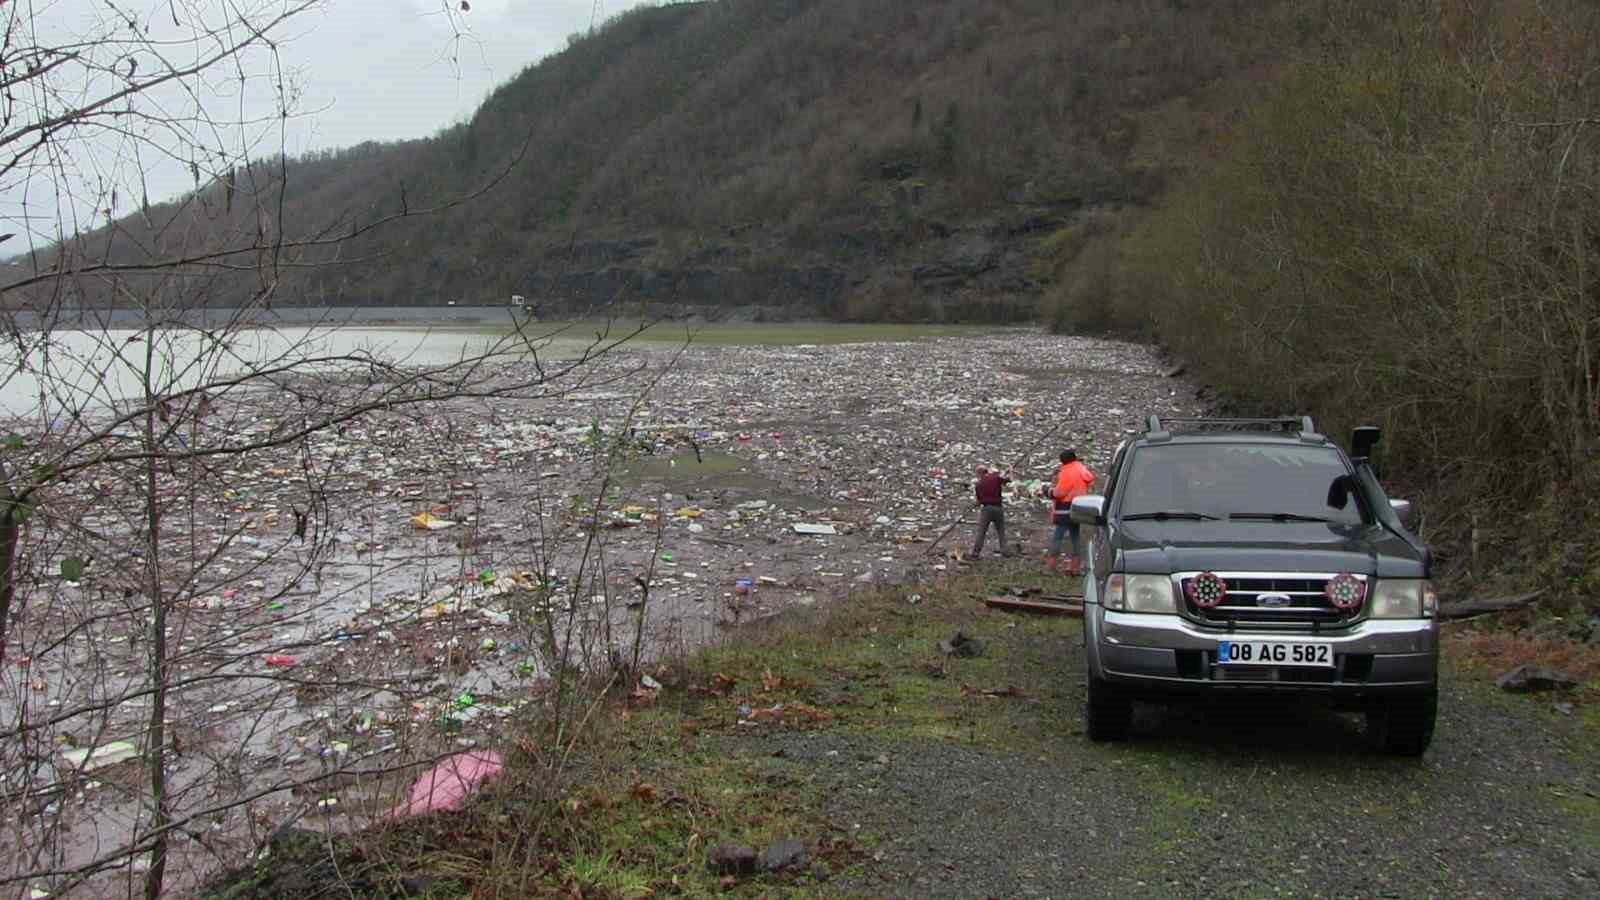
730,621,1600,899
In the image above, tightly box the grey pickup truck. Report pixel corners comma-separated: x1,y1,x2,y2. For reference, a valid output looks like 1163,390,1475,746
1071,416,1438,755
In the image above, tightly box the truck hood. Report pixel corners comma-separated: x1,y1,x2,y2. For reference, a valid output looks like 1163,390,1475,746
1114,520,1426,578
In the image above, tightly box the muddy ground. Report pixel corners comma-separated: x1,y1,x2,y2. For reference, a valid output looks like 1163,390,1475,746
2,329,1201,897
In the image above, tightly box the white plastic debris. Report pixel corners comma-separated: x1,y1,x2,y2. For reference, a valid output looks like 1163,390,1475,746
60,741,139,772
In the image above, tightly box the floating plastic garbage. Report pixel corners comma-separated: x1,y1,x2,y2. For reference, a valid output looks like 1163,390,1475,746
264,654,296,667
411,512,456,531
24,326,1183,853
734,577,753,595
792,523,837,535
60,740,139,772
388,751,504,818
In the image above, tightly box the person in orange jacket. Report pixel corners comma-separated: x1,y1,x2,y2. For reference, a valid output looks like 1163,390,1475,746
1043,448,1095,575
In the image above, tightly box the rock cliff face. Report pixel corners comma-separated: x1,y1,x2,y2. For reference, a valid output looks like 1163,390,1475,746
520,214,1063,320
523,265,850,311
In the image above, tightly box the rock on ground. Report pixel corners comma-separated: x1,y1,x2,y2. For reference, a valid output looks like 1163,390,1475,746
759,838,808,872
1497,663,1582,693
708,841,757,876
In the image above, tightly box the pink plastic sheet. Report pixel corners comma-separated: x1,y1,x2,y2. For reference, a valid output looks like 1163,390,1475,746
388,750,504,818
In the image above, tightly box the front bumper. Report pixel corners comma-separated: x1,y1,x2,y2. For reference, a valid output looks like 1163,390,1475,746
1087,607,1437,696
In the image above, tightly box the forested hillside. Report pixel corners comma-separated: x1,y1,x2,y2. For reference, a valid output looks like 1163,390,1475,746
26,0,1316,320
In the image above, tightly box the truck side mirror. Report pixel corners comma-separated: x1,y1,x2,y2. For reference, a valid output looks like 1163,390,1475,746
1070,495,1106,525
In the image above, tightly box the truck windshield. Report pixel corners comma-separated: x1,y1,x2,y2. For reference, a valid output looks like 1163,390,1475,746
1117,443,1365,526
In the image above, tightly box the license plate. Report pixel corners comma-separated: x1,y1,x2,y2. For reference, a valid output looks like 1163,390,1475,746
1217,641,1333,667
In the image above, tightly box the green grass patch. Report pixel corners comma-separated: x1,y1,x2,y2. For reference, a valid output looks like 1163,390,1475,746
625,449,743,482
1553,793,1600,853
527,740,836,896
672,561,1087,754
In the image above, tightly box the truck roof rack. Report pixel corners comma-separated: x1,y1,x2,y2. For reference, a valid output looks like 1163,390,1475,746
1143,415,1318,438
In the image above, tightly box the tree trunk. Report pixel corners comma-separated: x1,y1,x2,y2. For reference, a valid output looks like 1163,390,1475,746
141,341,171,900
0,479,17,665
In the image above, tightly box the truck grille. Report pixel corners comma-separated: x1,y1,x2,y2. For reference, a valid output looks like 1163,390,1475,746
1177,572,1366,630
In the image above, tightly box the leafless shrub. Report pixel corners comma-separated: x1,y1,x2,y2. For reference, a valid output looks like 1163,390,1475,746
1115,0,1600,594
0,3,683,897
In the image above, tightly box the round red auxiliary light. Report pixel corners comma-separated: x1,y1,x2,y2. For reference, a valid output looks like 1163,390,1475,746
1325,572,1365,611
1185,571,1228,609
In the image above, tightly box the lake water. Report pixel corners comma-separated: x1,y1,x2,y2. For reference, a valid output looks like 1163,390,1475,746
1,324,538,419
1,310,1010,418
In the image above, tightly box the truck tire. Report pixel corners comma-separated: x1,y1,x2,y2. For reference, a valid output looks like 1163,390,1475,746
1085,674,1132,742
1366,686,1437,756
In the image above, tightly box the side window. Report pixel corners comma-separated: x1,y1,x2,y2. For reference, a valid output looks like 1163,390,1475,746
1103,441,1129,504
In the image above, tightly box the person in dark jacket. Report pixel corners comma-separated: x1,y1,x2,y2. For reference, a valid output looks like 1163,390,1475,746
970,464,1012,559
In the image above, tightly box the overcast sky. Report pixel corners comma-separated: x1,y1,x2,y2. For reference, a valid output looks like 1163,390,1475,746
268,1,647,154
4,1,653,245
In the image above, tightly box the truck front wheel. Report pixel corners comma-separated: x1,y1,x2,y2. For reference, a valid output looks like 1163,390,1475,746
1085,674,1133,742
1366,686,1437,756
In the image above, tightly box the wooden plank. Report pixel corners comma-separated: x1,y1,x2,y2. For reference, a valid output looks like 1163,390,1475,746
984,596,1083,617
1437,590,1543,621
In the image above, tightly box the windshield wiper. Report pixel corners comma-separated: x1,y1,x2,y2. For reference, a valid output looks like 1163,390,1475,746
1229,512,1334,523
1123,511,1220,521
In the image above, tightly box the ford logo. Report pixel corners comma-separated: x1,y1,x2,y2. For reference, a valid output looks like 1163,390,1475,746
1256,593,1292,609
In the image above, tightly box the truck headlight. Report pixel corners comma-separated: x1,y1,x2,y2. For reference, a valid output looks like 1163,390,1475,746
1105,574,1177,613
1370,579,1437,618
